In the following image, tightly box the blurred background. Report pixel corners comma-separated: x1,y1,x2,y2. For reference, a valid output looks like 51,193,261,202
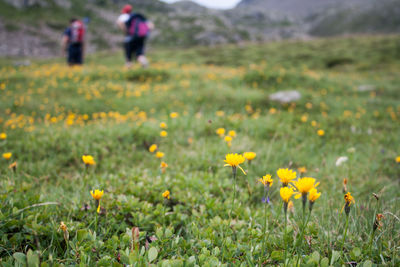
0,0,399,58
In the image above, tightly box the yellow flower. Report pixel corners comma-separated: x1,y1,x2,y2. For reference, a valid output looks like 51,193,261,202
224,153,246,175
160,161,168,168
308,187,321,202
149,144,157,153
160,122,167,129
90,189,104,200
59,221,68,232
170,112,178,118
300,115,308,122
156,151,164,158
90,189,104,213
82,155,96,166
160,130,168,137
162,190,170,199
280,187,294,203
317,129,325,136
243,152,256,161
344,192,355,206
277,168,297,186
0,132,6,140
8,161,17,171
216,128,225,137
2,152,12,160
293,177,319,199
298,166,307,173
396,156,400,163
228,130,236,138
269,108,277,114
224,136,232,143
288,200,294,213
259,174,273,187
311,120,317,127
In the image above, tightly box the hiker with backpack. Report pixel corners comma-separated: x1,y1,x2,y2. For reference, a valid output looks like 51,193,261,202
116,4,153,68
62,18,85,66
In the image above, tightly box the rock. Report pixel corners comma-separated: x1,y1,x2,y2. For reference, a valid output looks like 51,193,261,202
357,84,376,92
269,90,301,103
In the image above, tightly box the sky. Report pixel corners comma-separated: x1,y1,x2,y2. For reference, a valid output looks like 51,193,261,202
161,0,242,9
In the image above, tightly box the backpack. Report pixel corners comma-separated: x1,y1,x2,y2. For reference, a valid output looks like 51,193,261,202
70,20,85,43
126,13,149,38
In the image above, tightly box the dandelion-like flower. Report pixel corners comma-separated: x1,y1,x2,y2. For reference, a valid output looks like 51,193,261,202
228,130,236,138
82,155,96,166
160,122,167,129
149,144,157,153
294,177,319,209
308,187,321,212
160,161,168,173
243,152,256,162
298,166,307,174
90,189,104,213
0,132,6,140
162,190,170,199
342,178,348,193
59,221,69,241
170,112,178,118
317,129,325,136
224,153,246,175
2,152,12,160
8,161,17,172
160,130,168,137
280,187,294,203
216,128,225,137
373,214,384,232
156,151,164,158
277,168,297,186
343,192,355,216
396,156,400,163
259,174,273,187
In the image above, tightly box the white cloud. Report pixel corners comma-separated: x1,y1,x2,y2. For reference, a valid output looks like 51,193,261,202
161,0,241,9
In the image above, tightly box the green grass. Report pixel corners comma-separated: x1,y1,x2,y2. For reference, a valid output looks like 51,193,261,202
0,35,399,266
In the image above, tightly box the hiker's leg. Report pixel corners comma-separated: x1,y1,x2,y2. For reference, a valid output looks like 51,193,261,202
136,37,148,68
124,41,132,68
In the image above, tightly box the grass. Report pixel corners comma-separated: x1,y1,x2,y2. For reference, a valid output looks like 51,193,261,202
0,35,399,266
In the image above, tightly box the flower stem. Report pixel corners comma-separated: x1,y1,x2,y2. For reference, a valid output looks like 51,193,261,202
261,187,270,260
229,169,237,220
284,207,288,267
340,215,350,253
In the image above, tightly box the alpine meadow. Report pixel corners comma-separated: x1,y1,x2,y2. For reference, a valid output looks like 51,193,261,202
1,31,400,267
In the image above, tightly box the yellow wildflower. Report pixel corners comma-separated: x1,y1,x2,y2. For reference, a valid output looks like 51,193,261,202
300,115,308,123
243,152,256,161
396,156,400,163
277,168,297,186
160,122,167,129
90,189,104,213
311,120,317,127
160,161,168,173
149,144,157,153
343,192,355,215
170,112,178,118
216,127,225,137
224,136,232,142
160,130,168,137
224,153,246,175
9,161,17,171
2,152,12,160
82,155,96,166
156,151,164,158
59,221,68,232
259,174,273,187
293,177,319,199
228,130,236,138
162,190,170,199
308,188,321,203
298,166,307,173
269,108,277,114
0,132,6,140
317,129,325,136
280,187,294,203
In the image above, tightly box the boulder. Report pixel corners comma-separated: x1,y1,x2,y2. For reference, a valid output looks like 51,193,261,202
269,90,301,103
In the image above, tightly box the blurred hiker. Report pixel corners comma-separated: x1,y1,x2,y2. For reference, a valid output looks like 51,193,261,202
116,4,153,68
62,18,85,66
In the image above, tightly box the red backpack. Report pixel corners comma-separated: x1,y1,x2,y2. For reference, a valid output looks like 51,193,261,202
70,20,85,43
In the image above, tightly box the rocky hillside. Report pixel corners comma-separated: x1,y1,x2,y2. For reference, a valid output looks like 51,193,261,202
0,0,399,57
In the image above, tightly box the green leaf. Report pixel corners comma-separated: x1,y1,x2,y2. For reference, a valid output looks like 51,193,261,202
330,250,340,265
271,250,283,261
148,247,158,263
27,250,39,267
77,229,88,242
350,247,361,260
363,260,373,267
13,252,27,264
311,251,320,263
320,257,329,267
